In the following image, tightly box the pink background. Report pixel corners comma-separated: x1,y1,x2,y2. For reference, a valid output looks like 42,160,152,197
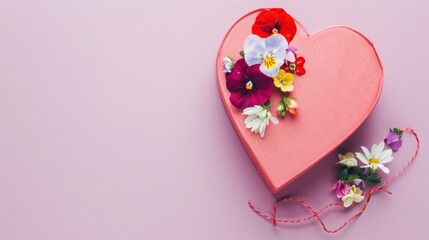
0,0,428,239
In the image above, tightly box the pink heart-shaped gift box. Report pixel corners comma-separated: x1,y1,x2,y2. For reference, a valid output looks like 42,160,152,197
216,9,383,193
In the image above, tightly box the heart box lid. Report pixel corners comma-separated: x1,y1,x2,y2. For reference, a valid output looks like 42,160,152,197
216,9,383,193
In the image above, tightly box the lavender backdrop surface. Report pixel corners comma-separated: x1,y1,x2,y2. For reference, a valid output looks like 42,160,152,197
0,0,428,239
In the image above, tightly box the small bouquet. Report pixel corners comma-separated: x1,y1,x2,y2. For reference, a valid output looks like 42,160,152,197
333,128,404,207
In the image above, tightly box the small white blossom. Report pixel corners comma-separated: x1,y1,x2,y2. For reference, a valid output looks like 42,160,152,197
243,105,278,138
355,141,393,174
223,57,235,73
337,152,358,168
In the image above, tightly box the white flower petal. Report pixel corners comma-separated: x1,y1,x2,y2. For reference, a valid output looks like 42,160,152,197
259,119,268,138
378,164,390,174
244,115,258,124
258,109,268,119
244,34,265,66
260,63,283,77
244,52,263,66
370,143,378,157
374,141,385,159
380,149,393,162
245,121,256,131
243,106,262,116
242,108,253,116
245,117,259,129
362,146,371,160
270,116,279,124
355,152,369,164
380,156,393,164
339,158,358,168
249,119,262,132
265,34,288,54
242,105,277,138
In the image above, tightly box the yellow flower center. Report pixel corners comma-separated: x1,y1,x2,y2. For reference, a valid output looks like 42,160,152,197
369,158,380,165
272,28,279,34
245,81,253,90
263,56,276,69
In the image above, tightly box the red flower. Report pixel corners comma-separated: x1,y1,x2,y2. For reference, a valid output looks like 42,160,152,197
294,57,306,76
252,8,297,42
283,56,306,76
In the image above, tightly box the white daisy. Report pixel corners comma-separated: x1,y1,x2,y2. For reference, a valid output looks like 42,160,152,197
243,105,278,138
243,34,288,77
355,141,393,174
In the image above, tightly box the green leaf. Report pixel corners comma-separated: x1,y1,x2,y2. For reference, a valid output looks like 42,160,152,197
283,97,290,106
366,176,381,185
339,168,349,180
393,128,403,137
348,173,360,180
264,100,272,107
239,50,245,57
347,173,360,184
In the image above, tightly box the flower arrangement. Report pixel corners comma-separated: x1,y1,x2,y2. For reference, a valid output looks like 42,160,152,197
223,8,306,138
333,128,403,207
249,127,419,233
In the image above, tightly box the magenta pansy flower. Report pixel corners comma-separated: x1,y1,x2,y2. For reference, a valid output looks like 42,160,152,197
332,180,351,199
385,130,403,152
226,59,273,109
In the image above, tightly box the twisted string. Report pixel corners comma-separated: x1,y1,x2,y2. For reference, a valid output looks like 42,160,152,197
249,128,420,233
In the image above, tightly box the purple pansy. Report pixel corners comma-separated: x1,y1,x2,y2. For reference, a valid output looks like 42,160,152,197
226,59,273,109
385,131,403,152
332,180,351,199
354,179,365,188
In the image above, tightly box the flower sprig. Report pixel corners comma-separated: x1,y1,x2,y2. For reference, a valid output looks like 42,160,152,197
243,101,279,138
385,128,403,151
223,8,307,138
333,130,401,207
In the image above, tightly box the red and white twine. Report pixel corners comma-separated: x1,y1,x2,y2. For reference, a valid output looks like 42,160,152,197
248,128,420,233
